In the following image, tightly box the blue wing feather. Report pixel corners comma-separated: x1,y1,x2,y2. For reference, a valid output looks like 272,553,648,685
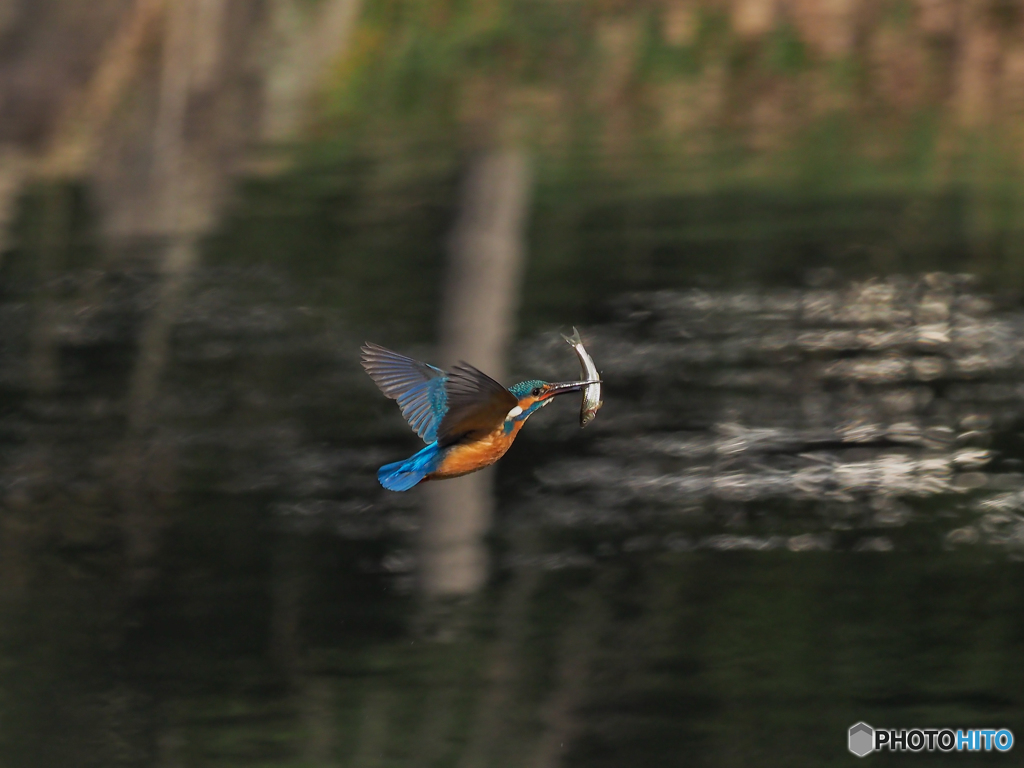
361,343,517,447
361,343,448,443
436,362,517,446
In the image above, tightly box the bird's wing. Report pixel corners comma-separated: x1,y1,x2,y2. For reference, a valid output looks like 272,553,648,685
361,343,448,443
436,362,518,446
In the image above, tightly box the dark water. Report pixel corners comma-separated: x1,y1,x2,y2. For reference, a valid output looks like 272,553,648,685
1,179,1024,767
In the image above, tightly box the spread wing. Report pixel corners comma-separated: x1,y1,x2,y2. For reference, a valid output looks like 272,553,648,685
361,343,448,443
436,362,517,446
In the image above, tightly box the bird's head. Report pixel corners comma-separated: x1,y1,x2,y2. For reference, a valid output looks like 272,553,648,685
505,378,596,424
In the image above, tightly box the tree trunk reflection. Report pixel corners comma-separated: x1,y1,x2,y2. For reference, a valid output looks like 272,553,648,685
422,149,532,597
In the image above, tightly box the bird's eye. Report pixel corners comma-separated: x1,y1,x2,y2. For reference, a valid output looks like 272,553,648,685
531,387,543,397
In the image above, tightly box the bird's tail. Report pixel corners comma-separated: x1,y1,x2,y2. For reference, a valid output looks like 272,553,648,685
378,442,443,492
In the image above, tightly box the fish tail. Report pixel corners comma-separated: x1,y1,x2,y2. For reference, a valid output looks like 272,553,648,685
378,442,443,492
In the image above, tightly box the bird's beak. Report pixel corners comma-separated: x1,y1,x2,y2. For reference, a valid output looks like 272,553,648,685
539,380,600,399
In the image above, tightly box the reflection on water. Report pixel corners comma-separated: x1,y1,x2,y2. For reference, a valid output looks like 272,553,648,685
2,239,1024,765
523,275,1024,556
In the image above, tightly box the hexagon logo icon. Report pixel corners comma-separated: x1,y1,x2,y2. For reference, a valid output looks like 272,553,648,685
849,722,875,757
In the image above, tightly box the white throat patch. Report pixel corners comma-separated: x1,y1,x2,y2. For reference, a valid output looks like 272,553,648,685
505,405,523,421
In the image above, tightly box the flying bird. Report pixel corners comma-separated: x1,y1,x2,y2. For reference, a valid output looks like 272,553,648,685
361,343,596,491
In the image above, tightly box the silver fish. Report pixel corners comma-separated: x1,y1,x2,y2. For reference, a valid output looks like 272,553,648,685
562,327,603,427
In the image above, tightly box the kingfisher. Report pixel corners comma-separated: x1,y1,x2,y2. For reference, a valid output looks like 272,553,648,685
361,342,596,491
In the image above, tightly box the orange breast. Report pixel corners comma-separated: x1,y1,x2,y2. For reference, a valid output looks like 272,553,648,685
428,423,523,480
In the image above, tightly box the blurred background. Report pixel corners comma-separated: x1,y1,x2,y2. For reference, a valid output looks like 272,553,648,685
3,0,1024,765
